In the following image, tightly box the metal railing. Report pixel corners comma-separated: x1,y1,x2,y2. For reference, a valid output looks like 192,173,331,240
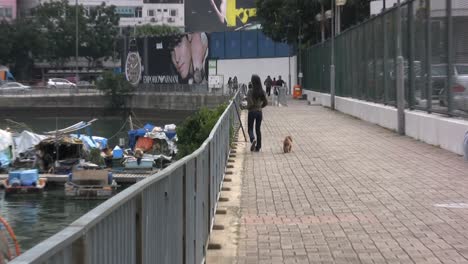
11,91,241,264
0,87,102,97
0,84,229,97
303,0,468,118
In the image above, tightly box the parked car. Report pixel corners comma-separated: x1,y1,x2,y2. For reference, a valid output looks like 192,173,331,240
436,64,468,112
47,78,76,89
0,82,31,93
76,80,95,89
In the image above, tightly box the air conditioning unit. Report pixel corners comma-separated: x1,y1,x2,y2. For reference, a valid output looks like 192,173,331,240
167,17,175,23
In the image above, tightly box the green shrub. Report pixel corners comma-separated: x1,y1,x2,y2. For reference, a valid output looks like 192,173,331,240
135,24,182,36
176,104,227,159
88,148,105,166
96,72,134,109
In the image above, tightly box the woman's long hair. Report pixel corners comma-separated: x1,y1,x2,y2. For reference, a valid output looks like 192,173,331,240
251,74,265,100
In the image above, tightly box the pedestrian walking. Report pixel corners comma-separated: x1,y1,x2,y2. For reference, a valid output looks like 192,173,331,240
274,76,284,95
247,74,268,152
227,77,233,92
264,75,273,96
233,76,239,93
273,75,285,105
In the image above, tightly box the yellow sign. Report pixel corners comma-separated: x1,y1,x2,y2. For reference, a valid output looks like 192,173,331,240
226,0,257,27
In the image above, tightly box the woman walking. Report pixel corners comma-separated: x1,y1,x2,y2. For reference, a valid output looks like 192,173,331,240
227,77,233,93
246,74,268,152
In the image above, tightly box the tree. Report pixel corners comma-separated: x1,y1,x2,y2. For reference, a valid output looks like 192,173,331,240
0,20,14,65
33,0,82,65
80,3,120,67
0,18,46,79
256,0,321,46
33,0,120,67
256,0,371,47
9,18,47,80
0,0,120,80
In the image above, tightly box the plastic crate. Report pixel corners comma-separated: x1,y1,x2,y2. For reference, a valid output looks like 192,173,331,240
9,169,39,186
8,171,22,182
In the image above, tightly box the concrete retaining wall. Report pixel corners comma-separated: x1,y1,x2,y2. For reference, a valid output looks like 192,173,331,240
303,90,468,156
0,94,229,111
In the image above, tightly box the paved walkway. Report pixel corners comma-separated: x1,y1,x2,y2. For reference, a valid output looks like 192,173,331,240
236,99,468,264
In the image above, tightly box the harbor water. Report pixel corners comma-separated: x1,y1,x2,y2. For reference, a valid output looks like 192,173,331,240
0,187,105,251
0,109,194,252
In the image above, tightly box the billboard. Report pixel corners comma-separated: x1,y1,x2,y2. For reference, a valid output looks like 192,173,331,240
185,0,257,32
123,32,209,85
143,0,183,2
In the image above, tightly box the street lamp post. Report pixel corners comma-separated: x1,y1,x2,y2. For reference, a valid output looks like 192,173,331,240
75,0,79,83
315,11,325,43
330,0,335,110
331,0,346,111
296,7,303,88
321,3,325,42
288,46,291,94
396,0,405,135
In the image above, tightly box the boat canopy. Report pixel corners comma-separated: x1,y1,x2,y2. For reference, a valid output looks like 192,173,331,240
44,119,98,135
13,130,47,155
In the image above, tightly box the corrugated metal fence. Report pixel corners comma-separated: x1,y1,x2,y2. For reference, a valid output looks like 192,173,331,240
209,30,292,59
303,0,468,117
11,92,241,264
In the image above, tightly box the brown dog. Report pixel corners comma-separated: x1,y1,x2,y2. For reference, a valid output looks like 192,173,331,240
283,136,293,153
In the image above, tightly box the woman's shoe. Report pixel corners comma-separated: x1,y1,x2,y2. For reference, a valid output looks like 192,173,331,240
254,148,261,152
250,140,256,152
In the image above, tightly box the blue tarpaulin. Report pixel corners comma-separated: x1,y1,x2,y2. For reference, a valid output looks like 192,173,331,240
143,123,155,132
0,150,10,168
71,134,108,150
6,71,15,81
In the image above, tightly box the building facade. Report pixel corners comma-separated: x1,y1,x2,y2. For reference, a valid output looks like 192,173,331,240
0,0,16,20
17,0,184,29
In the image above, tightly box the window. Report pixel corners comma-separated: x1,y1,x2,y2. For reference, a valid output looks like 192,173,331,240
163,9,167,12
135,7,142,18
115,7,136,18
148,9,154,16
157,9,161,12
0,7,13,18
456,65,468,75
170,9,177,17
5,7,12,18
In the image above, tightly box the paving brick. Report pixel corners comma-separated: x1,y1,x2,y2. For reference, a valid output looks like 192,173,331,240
234,100,468,264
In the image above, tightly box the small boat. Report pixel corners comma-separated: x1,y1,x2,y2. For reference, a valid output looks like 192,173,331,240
0,169,47,195
0,178,47,195
123,157,154,170
65,169,118,200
